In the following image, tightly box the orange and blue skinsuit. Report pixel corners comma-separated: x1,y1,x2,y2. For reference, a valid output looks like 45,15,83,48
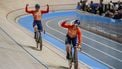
61,21,82,47
25,4,49,31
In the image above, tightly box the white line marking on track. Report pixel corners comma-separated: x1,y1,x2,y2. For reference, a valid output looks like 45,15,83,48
44,32,93,69
45,17,122,65
47,20,122,62
45,18,93,69
45,18,117,69
46,30,115,69
59,20,122,53
76,12,122,45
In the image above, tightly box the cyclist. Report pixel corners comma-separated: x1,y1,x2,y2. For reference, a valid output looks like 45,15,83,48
61,20,82,68
25,4,49,38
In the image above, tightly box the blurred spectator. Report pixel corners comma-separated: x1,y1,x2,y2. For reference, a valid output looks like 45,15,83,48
89,1,94,12
118,1,122,10
80,0,83,4
76,0,122,20
98,0,104,15
89,1,98,14
109,1,114,11
104,3,109,12
76,2,82,10
82,0,88,11
114,1,119,10
105,10,114,18
113,7,122,19
113,13,122,19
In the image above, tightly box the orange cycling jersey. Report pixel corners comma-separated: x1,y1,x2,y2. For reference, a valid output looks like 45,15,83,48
25,5,49,20
61,21,82,44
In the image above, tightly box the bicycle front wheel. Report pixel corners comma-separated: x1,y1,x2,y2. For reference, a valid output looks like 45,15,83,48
74,47,78,69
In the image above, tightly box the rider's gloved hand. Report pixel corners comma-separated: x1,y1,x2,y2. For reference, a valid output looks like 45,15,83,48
77,43,81,48
77,43,82,51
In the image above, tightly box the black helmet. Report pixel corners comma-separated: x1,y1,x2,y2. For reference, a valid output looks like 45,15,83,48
73,20,80,25
35,4,40,9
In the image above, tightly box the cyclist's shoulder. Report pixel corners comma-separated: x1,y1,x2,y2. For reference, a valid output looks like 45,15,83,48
68,24,74,28
77,27,81,31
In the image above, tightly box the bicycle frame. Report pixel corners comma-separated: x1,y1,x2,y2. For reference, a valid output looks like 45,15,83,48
69,46,78,69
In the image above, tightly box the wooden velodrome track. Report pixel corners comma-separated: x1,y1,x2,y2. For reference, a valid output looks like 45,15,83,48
0,0,88,69
0,0,121,69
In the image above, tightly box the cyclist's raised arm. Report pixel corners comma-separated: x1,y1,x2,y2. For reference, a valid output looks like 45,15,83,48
61,20,71,28
41,4,49,14
77,28,82,47
25,4,33,13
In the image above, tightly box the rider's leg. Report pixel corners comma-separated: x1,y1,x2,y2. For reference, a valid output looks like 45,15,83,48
34,25,38,39
65,35,72,59
33,21,38,39
72,36,77,61
36,21,43,32
66,44,72,69
66,44,72,59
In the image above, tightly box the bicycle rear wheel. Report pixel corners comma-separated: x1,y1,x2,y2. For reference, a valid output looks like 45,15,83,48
39,33,42,50
35,31,42,50
35,31,40,48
